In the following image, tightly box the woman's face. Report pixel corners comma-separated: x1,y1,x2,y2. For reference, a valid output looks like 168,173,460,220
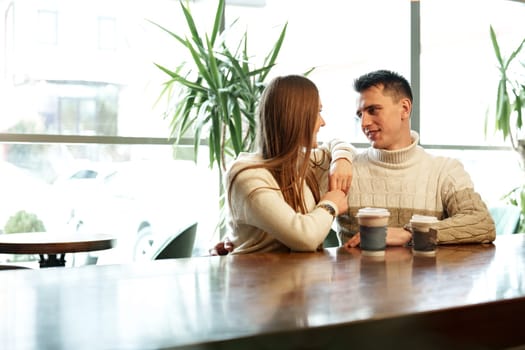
312,100,325,148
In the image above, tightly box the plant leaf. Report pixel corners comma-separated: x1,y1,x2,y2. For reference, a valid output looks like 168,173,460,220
505,37,525,71
146,19,189,48
180,0,204,50
210,0,225,45
260,22,287,81
490,25,504,67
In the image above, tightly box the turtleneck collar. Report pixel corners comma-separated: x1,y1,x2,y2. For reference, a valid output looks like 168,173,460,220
367,130,420,165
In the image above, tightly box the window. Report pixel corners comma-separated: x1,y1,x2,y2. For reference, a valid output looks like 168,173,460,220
420,0,525,147
227,0,410,144
1,0,524,265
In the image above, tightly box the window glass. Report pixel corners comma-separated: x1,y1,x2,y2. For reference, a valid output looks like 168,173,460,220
3,0,409,142
227,0,411,144
1,0,216,138
420,0,525,146
0,142,218,264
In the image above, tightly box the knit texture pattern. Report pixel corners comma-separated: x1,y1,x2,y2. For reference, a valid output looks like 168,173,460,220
337,131,496,245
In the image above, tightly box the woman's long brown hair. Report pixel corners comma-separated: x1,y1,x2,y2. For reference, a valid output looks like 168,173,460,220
228,75,321,214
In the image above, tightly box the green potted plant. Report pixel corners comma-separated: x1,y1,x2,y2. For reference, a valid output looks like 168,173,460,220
489,25,525,231
489,25,525,153
149,0,287,235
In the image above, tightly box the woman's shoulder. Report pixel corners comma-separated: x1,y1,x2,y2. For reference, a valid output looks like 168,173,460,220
233,152,263,164
226,153,267,179
226,153,277,192
228,152,262,171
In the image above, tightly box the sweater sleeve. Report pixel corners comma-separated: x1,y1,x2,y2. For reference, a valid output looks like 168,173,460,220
230,168,335,252
313,138,356,164
312,138,357,195
435,159,496,244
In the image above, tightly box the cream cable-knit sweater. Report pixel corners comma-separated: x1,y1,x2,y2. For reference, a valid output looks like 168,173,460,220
336,131,496,245
226,139,355,254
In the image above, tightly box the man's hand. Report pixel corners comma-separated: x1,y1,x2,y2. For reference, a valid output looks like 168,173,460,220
329,158,352,194
386,227,412,246
209,238,234,256
344,227,412,249
344,232,361,249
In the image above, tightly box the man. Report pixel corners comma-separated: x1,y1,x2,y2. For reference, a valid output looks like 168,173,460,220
340,69,495,248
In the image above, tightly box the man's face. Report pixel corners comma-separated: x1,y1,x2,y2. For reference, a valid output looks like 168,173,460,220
355,84,410,150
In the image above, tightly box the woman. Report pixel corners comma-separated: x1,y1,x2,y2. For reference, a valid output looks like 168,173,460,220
215,75,354,254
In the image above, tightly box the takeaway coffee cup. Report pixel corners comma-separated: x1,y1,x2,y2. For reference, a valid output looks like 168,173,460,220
410,215,439,257
356,207,390,256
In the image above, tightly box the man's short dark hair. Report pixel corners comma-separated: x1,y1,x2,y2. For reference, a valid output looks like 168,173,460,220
354,69,413,102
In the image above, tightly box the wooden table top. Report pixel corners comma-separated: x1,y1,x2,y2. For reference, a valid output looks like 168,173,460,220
0,232,116,254
0,234,524,349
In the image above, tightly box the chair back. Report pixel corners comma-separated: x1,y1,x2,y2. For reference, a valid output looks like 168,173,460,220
489,205,521,235
153,223,198,260
323,228,339,248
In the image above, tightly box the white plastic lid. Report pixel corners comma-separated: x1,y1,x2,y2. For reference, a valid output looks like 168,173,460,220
410,215,438,224
356,207,390,217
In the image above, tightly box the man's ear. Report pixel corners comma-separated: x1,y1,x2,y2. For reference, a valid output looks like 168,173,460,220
400,98,412,120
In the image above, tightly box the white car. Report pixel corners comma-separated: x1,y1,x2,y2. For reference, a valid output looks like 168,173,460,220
55,160,201,265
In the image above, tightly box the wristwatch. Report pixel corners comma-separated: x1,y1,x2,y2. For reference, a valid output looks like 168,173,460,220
317,203,336,218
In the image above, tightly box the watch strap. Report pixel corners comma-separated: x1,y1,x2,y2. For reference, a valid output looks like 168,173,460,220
316,203,336,218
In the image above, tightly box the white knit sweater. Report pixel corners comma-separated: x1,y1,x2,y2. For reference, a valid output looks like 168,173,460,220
225,139,355,254
337,131,496,244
